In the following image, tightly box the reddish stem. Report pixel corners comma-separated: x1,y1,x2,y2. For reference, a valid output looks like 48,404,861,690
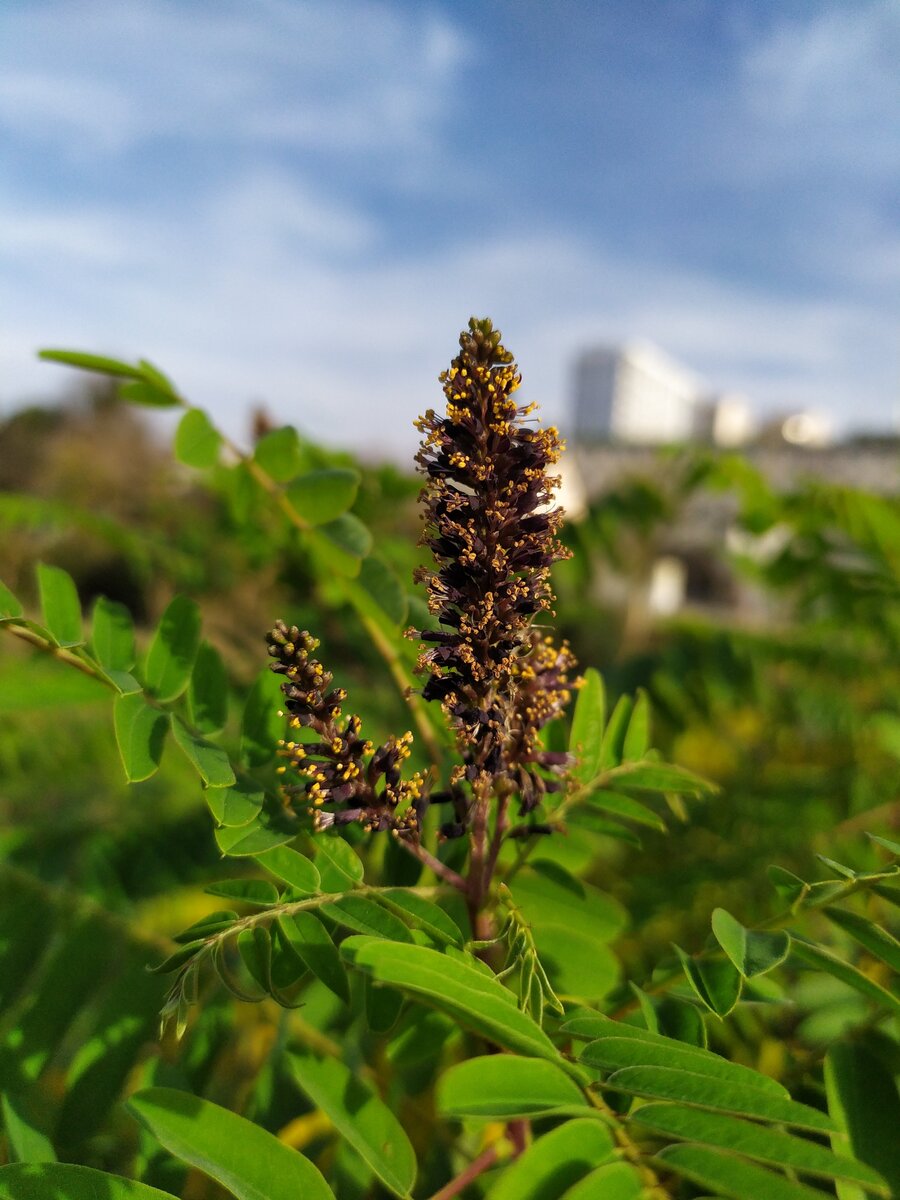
428,1146,499,1200
397,838,466,891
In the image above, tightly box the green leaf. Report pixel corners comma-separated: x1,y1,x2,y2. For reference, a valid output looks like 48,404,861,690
107,670,142,694
656,1144,839,1200
144,596,201,702
871,883,900,910
712,908,791,978
38,348,144,378
633,989,709,1048
826,1042,900,1196
288,1050,416,1198
580,1036,788,1098
0,578,23,621
254,426,303,482
52,944,164,1144
147,941,206,975
287,467,361,524
437,1056,587,1119
173,911,238,943
598,694,632,770
365,973,404,1032
376,889,464,946
206,781,264,826
632,1105,890,1194
674,944,743,1016
187,642,229,735
270,921,309,990
559,1162,643,1200
119,379,180,407
823,906,900,973
90,596,135,671
569,668,606,784
321,895,413,941
137,359,177,395
584,788,665,831
791,939,900,1017
215,816,294,857
564,1011,710,1050
0,910,112,1083
511,861,626,942
113,693,168,782
237,926,272,994
622,688,650,760
0,1092,55,1163
171,716,235,787
0,1163,175,1199
817,854,857,880
484,1117,614,1200
604,1066,837,1132
386,1009,455,1069
127,1087,334,1200
507,863,624,999
240,668,284,768
311,513,373,577
205,879,280,906
535,925,619,1000
174,408,221,468
315,835,365,888
347,940,564,1066
613,761,715,795
256,845,320,894
37,562,82,646
867,832,900,857
278,912,349,1004
769,864,811,909
356,555,408,627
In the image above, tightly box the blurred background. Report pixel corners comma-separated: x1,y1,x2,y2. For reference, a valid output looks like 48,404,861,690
1,0,898,457
1,4,899,1179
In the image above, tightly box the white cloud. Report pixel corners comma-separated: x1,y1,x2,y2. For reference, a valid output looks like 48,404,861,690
0,0,471,160
739,1,900,177
0,0,895,456
2,177,895,461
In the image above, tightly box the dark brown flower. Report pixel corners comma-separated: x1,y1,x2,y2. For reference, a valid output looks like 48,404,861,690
410,317,574,815
267,620,426,835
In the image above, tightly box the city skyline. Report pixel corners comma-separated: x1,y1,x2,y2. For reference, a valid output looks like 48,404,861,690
2,0,897,459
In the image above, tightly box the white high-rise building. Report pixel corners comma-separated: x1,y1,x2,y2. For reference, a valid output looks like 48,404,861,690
573,341,704,444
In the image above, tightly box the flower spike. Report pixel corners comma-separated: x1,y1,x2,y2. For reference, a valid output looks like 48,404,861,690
411,317,574,816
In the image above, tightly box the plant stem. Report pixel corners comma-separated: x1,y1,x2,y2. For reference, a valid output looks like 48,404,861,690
427,1146,499,1200
3,622,113,686
222,431,443,767
466,783,492,936
484,792,510,886
397,838,466,891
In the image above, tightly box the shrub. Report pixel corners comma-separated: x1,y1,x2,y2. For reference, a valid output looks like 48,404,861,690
0,321,898,1198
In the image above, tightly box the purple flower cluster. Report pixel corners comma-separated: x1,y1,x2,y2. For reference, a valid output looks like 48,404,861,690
411,317,575,819
267,620,426,836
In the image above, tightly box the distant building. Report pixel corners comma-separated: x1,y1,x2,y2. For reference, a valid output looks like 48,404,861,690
693,392,757,447
573,341,703,444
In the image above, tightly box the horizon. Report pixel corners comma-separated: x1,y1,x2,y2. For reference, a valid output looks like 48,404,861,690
2,0,898,460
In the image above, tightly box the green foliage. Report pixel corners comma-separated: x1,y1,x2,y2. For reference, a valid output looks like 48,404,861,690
287,1052,416,1197
174,408,221,468
128,1088,334,1199
0,333,897,1200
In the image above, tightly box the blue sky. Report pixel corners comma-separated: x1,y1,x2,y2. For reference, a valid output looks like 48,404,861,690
1,0,897,458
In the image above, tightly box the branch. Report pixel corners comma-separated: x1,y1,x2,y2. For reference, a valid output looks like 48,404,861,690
3,621,114,687
427,1146,499,1200
396,837,466,891
484,792,510,889
466,783,492,934
221,431,443,767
